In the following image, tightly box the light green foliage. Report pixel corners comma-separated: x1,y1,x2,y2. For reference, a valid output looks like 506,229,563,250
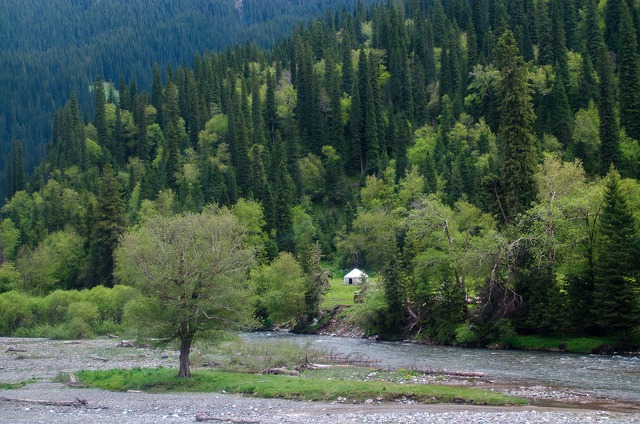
275,71,296,119
232,199,268,262
566,51,584,94
199,114,228,151
251,252,306,324
0,218,20,261
116,207,255,376
138,189,175,223
84,137,102,163
0,291,36,335
0,262,23,293
571,104,600,175
403,196,500,341
620,131,640,178
66,301,99,338
465,64,500,108
1,191,38,247
335,208,402,271
292,205,316,243
408,124,438,166
16,229,86,295
360,174,395,210
525,154,591,272
396,168,425,207
0,285,138,338
299,154,325,199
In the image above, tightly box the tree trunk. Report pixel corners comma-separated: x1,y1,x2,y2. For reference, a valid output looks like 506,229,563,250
178,334,193,378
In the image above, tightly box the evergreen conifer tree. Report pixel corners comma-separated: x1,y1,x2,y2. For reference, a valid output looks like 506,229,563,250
495,30,537,223
617,1,640,142
592,168,640,336
596,46,621,175
91,164,125,287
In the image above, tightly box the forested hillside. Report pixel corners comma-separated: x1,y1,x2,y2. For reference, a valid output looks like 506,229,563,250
1,0,640,346
0,0,374,201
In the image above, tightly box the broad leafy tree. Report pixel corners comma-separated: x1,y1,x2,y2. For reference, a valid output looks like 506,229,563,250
115,208,255,378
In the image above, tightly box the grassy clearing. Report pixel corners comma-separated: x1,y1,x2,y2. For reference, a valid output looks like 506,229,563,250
76,367,525,405
502,335,615,353
322,277,359,309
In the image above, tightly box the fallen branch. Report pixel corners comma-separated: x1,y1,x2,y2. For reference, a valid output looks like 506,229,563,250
413,368,485,378
299,354,332,370
107,333,119,339
0,396,105,409
261,367,299,376
5,347,27,353
116,340,137,348
63,341,82,345
195,412,260,423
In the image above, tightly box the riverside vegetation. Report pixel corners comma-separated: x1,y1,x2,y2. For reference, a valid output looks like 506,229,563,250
1,0,640,382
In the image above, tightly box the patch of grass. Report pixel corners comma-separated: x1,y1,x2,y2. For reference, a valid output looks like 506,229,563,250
190,338,325,373
322,278,359,309
0,378,39,390
0,382,26,390
77,367,525,405
503,335,614,354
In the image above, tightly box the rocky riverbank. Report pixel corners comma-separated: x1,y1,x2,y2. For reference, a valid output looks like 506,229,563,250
1,337,639,423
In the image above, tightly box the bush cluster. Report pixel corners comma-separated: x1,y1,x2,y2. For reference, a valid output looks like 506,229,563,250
0,285,139,339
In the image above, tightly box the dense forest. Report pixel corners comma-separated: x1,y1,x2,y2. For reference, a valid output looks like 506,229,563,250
0,0,376,201
1,0,640,347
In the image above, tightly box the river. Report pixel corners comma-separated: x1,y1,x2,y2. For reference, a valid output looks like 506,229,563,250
243,332,640,402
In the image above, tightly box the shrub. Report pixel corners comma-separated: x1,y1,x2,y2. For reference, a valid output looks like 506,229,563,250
41,289,81,324
0,291,36,335
455,323,479,345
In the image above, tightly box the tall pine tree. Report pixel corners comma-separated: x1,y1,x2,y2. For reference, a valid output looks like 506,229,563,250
495,30,537,223
592,168,640,337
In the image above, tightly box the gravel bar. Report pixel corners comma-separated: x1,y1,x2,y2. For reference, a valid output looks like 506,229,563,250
1,337,639,423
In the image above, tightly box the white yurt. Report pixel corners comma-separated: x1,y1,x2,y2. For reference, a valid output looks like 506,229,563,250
343,268,367,285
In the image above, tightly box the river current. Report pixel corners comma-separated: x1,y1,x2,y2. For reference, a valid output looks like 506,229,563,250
243,332,640,402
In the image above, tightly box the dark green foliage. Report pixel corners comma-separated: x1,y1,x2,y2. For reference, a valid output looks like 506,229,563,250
380,248,406,339
617,2,640,142
592,169,640,336
4,141,26,201
495,30,537,223
596,47,621,175
3,0,640,345
90,164,125,287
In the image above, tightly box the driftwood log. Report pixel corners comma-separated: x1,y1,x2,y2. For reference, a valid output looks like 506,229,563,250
261,367,299,376
415,368,485,378
0,396,104,408
5,347,27,353
195,412,260,423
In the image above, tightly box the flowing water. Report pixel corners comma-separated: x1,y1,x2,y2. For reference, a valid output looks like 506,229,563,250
243,332,640,402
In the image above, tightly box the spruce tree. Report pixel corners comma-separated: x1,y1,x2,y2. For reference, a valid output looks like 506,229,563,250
151,63,164,128
604,0,623,55
91,164,125,287
592,169,640,336
94,76,109,153
596,45,621,175
4,140,26,200
495,30,537,223
617,2,640,142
